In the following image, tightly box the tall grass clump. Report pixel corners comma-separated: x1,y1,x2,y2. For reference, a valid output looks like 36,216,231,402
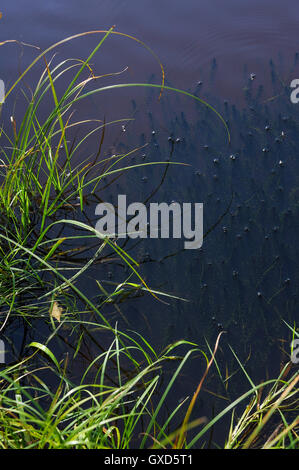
0,30,296,449
0,28,229,323
0,322,297,449
0,324,201,449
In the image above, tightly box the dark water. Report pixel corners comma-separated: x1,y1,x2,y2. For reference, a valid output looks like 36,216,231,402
0,1,298,446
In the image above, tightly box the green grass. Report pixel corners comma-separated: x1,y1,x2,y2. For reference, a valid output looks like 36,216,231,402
0,325,199,449
0,323,297,449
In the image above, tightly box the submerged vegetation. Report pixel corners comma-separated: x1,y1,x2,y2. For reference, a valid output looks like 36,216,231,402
0,30,298,449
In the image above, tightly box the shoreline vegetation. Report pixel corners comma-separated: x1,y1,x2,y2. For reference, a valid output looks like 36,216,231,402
0,31,298,449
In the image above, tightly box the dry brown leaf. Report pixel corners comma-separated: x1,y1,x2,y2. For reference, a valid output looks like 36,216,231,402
49,301,62,322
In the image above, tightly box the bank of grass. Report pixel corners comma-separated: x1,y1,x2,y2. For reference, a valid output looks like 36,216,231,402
0,31,297,449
